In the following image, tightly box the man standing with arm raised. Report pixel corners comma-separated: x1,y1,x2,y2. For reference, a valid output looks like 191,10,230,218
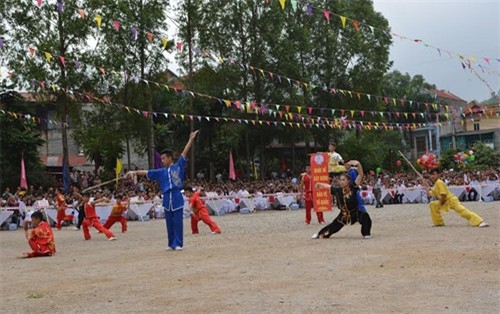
127,130,199,251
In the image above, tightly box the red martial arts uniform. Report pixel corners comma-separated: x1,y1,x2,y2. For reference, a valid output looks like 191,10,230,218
55,192,67,229
103,201,128,233
82,202,115,240
302,173,325,224
27,221,56,258
189,191,221,234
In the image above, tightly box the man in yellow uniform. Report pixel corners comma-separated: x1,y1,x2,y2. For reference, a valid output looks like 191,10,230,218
426,168,489,227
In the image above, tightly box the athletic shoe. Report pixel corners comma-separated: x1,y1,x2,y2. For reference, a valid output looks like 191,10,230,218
166,247,173,251
211,231,221,234
363,235,371,239
174,246,183,250
73,227,80,231
311,233,319,239
108,237,117,241
478,221,489,228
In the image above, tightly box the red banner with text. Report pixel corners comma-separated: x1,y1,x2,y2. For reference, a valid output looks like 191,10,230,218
310,153,332,212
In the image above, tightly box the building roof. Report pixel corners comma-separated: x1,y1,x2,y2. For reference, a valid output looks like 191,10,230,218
40,155,91,167
429,89,466,103
462,102,484,115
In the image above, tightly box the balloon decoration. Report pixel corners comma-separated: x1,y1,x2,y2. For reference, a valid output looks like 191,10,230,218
417,153,440,170
453,150,475,168
376,167,382,174
396,160,402,167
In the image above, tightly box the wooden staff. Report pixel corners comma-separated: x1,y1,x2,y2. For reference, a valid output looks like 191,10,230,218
398,150,430,188
81,175,126,193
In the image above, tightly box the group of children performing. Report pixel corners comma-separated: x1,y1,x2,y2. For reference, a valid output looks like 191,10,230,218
21,135,489,258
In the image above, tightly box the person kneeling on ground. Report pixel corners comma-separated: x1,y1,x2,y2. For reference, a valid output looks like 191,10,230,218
22,211,56,258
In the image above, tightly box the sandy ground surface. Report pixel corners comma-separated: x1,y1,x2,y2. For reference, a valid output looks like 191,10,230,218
0,202,498,314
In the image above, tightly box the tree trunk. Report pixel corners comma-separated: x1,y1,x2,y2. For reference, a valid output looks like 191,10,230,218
57,9,69,190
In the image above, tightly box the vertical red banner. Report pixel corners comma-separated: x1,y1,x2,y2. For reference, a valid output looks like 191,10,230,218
310,153,332,212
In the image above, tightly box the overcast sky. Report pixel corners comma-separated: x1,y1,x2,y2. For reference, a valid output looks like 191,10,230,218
372,0,500,102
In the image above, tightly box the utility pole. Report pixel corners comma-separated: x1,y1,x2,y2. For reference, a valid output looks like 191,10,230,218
186,0,195,179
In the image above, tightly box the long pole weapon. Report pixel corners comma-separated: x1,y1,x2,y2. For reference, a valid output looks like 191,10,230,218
397,150,430,189
81,175,126,193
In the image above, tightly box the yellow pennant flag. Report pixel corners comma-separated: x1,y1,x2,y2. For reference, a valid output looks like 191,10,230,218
44,52,52,62
116,158,123,188
279,0,286,10
162,38,168,49
95,15,102,28
340,16,347,28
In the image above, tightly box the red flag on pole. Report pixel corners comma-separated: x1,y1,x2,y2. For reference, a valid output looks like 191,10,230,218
20,156,28,189
229,150,236,180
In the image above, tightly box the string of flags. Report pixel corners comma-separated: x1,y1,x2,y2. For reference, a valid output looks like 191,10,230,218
12,69,453,124
269,0,500,76
0,104,457,133
1,0,497,122
2,41,453,121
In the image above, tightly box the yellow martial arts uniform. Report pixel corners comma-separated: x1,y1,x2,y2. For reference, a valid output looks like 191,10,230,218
429,179,484,226
328,152,346,174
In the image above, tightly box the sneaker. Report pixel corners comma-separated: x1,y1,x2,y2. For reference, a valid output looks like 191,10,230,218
174,246,183,251
363,235,371,239
166,247,173,251
211,231,221,234
478,221,489,228
73,227,80,231
311,233,319,239
108,237,117,241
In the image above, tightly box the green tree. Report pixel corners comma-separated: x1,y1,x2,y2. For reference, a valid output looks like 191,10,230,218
2,0,98,183
176,0,393,177
470,142,499,169
0,91,48,190
72,104,125,174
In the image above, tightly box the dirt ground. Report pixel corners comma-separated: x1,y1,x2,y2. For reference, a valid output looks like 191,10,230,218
0,202,498,314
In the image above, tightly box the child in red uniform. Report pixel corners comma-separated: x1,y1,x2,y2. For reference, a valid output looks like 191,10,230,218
184,186,221,234
55,188,68,229
103,194,128,233
81,192,116,241
299,165,325,225
22,211,56,258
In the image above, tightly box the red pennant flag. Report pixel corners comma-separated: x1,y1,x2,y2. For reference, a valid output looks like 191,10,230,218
353,20,359,32
229,150,236,180
323,10,330,23
146,32,153,42
308,107,313,114
176,42,182,51
29,47,36,57
20,156,28,189
113,21,121,31
285,105,290,112
36,0,42,7
59,56,65,67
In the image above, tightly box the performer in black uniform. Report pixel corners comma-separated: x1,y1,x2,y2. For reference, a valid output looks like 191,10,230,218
312,161,372,239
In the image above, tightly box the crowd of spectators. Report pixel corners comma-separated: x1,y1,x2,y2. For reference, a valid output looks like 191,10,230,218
1,167,498,211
